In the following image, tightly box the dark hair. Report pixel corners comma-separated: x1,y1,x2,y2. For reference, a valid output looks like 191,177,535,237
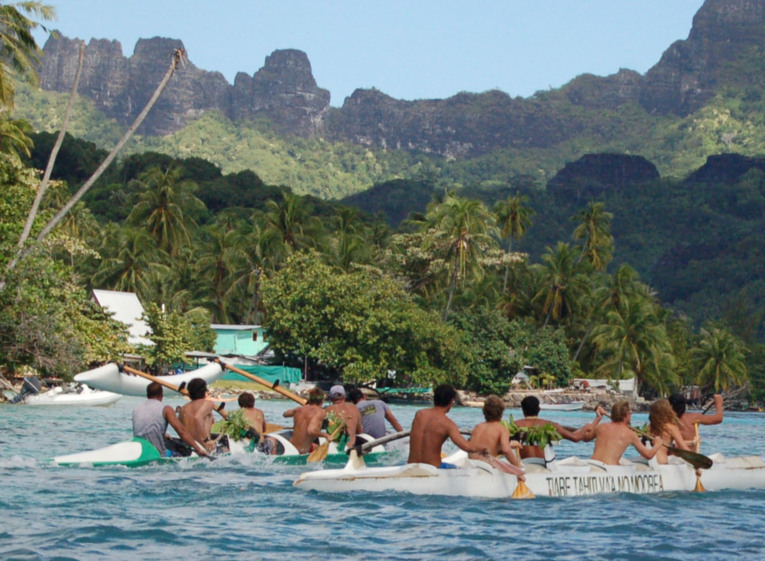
146,381,163,399
483,395,505,422
187,378,207,400
611,400,631,422
238,392,255,408
433,384,456,407
521,396,540,417
348,388,364,404
307,387,325,405
668,393,686,417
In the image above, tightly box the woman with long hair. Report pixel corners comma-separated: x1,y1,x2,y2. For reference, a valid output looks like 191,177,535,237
648,398,693,464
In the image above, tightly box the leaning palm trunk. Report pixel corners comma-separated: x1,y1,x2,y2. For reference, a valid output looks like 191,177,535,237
36,48,186,241
15,41,84,253
1,48,186,293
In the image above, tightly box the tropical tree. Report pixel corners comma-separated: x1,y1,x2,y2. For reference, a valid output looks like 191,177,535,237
195,223,248,323
127,165,205,257
494,192,534,291
572,202,613,271
590,298,677,396
0,1,53,109
532,242,590,327
691,326,749,392
263,190,320,257
420,194,498,320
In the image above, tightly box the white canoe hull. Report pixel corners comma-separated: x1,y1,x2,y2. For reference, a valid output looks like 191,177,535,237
25,385,121,406
295,451,765,498
73,363,224,397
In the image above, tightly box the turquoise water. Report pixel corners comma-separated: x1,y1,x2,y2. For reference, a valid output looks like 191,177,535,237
2,396,765,560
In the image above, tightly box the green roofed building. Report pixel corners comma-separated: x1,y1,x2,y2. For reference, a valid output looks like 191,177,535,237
209,324,302,386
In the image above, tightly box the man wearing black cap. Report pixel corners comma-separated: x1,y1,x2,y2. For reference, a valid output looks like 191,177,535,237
325,384,363,449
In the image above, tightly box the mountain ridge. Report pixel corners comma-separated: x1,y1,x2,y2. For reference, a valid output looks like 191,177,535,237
35,0,765,159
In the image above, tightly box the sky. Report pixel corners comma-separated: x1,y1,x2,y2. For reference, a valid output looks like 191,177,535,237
32,1,706,107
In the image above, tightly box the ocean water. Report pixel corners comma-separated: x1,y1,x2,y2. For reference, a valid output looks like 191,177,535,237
2,396,765,561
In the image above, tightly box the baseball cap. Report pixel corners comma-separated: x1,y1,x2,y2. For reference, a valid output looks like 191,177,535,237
329,385,346,399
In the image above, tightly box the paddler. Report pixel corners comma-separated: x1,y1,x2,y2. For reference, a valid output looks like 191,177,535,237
647,398,692,464
283,387,331,454
178,378,228,453
325,385,363,449
132,381,209,458
469,395,526,479
515,395,606,461
583,400,663,465
668,393,723,448
408,384,487,468
238,391,267,437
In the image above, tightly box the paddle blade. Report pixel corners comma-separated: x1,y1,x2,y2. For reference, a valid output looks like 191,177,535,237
668,446,713,470
694,475,706,492
511,479,535,500
307,441,331,463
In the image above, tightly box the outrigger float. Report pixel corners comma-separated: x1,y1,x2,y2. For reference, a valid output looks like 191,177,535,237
73,362,224,397
294,449,765,498
52,429,388,467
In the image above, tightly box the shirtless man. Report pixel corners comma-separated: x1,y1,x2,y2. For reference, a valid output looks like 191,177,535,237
325,385,363,448
178,378,227,453
408,384,487,468
669,393,723,448
238,392,267,437
469,395,525,478
283,388,330,454
584,400,663,465
515,395,605,460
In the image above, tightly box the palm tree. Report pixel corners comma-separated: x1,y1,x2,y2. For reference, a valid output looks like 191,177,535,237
494,192,534,291
590,297,676,396
263,191,322,262
127,165,204,257
572,202,614,271
691,326,749,392
195,224,248,323
92,226,168,300
0,1,54,109
422,194,498,320
532,242,590,327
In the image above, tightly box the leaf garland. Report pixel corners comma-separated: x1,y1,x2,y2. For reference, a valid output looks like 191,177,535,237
502,414,563,449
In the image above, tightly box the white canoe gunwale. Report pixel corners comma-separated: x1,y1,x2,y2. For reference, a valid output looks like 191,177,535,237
73,362,224,397
294,451,765,498
24,385,122,406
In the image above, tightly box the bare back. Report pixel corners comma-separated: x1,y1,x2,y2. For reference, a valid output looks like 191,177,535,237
515,418,572,459
285,404,325,454
179,399,215,449
408,406,478,467
470,421,522,469
243,407,267,436
591,421,658,465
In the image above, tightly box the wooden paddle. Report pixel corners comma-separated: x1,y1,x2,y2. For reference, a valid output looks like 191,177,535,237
307,421,346,463
119,364,191,397
693,423,706,492
213,359,307,405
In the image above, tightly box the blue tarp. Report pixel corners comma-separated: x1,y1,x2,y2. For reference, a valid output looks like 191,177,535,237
221,364,302,385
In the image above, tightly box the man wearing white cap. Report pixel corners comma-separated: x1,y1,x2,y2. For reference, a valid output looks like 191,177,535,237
326,384,363,449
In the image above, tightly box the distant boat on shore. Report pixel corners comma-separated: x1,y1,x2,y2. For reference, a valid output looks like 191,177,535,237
539,401,584,411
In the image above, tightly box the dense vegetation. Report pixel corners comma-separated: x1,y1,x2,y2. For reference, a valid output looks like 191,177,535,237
0,2,761,404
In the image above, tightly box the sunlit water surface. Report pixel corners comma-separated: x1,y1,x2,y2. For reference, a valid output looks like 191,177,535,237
2,396,765,560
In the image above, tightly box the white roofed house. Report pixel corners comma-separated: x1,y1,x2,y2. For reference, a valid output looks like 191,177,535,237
91,289,153,347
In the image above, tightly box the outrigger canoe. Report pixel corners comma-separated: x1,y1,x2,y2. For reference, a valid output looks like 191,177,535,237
24,385,121,406
73,362,224,397
294,449,765,498
52,430,388,467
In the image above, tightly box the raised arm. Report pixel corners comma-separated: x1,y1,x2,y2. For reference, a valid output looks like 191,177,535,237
695,394,724,425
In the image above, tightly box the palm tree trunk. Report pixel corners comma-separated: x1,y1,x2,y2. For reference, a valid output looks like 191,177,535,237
443,257,460,321
36,49,186,242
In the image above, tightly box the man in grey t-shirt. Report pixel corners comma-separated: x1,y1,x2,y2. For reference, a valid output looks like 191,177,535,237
348,388,404,439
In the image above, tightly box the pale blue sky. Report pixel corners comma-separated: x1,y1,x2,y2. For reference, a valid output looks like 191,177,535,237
34,1,705,106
